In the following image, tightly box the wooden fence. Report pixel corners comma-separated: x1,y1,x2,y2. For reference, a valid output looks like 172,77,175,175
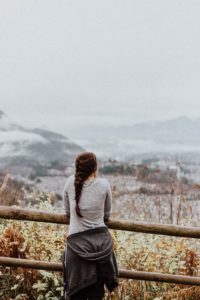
1,206,200,286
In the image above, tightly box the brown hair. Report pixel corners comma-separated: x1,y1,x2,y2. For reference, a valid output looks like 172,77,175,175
74,152,97,217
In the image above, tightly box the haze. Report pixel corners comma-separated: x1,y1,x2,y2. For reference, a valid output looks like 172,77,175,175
0,0,200,137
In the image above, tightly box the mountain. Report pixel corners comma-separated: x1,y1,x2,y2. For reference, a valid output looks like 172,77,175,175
1,110,199,164
68,116,200,160
0,110,84,166
125,116,200,144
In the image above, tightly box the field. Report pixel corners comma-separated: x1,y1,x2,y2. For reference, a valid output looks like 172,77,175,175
1,168,200,299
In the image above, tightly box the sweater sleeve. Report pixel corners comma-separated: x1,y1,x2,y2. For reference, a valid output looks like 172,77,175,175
104,180,112,220
63,177,71,217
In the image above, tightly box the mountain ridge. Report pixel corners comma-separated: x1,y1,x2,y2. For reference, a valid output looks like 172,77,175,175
0,110,84,165
68,115,200,159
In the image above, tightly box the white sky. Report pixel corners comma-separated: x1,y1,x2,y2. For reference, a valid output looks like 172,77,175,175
0,0,200,134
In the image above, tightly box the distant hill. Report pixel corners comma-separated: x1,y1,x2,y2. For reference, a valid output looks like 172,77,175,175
122,116,200,145
0,110,84,167
69,116,200,160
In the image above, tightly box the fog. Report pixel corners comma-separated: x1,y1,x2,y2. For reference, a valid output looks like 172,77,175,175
0,0,200,136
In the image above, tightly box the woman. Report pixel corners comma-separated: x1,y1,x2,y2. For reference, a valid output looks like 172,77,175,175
62,151,118,300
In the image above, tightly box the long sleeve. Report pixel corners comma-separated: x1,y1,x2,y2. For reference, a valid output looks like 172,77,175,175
104,181,112,221
63,178,70,217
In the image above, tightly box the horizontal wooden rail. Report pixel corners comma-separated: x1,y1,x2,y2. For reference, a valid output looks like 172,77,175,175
1,206,200,238
1,206,200,287
1,256,200,286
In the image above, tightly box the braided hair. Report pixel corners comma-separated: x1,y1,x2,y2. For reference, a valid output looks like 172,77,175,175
74,152,97,217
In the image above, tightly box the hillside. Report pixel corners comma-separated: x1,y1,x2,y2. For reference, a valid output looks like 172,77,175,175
0,110,84,167
68,116,200,159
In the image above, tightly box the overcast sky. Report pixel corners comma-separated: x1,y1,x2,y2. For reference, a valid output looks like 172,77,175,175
0,0,200,136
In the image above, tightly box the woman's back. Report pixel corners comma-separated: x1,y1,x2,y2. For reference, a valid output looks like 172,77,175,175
62,152,118,299
63,174,112,235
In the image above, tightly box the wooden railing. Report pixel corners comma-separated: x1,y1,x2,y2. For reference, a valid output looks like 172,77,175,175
1,206,200,286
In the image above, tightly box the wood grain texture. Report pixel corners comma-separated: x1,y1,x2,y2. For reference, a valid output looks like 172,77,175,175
1,206,200,238
1,256,200,286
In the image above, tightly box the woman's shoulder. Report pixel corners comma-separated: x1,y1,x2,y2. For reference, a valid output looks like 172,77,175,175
95,177,110,188
63,174,75,189
64,175,110,188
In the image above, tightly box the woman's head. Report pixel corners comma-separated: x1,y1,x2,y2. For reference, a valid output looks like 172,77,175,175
74,152,98,217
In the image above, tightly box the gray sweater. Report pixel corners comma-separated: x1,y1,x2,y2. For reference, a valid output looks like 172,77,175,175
63,175,112,235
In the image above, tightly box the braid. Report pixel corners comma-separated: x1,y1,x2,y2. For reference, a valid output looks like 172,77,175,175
74,171,87,217
74,152,97,217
